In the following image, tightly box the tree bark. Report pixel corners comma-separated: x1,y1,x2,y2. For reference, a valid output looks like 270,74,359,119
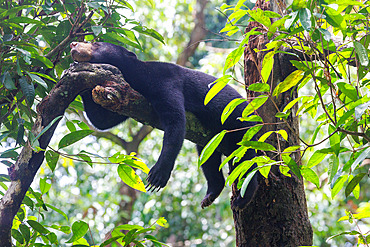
0,63,219,245
176,0,208,66
230,0,313,246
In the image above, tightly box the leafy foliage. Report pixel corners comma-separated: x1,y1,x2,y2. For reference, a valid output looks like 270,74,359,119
200,0,370,244
0,0,167,245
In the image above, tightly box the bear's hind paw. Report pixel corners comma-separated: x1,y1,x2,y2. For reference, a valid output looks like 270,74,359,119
201,193,217,209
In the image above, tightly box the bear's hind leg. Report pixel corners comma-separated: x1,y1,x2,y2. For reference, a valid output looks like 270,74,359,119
197,145,225,209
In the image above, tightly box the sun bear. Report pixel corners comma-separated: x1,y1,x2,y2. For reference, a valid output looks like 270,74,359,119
70,42,258,209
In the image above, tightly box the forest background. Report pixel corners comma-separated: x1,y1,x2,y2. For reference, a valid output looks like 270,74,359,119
0,0,369,246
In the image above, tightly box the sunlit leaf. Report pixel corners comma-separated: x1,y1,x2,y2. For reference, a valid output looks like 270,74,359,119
337,82,358,102
199,130,227,167
331,175,348,198
242,95,268,117
221,98,247,124
66,220,89,243
261,51,275,83
204,75,232,105
39,177,51,194
239,140,276,151
273,70,304,96
248,83,270,92
223,46,244,74
117,164,146,192
301,167,320,188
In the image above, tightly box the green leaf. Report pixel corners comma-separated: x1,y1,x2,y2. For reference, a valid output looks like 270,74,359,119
337,82,358,101
248,9,271,28
198,130,227,167
353,41,369,66
19,224,31,243
34,116,63,141
132,26,165,45
345,173,366,197
66,220,89,243
33,54,53,68
336,109,355,127
329,156,340,187
58,130,93,149
11,229,24,244
122,158,150,174
77,153,93,167
19,76,35,105
239,115,263,122
240,170,258,197
351,146,370,171
100,236,123,247
204,75,232,105
45,203,68,221
282,155,301,178
328,125,340,157
242,125,263,141
242,95,268,117
261,51,275,83
16,119,25,145
117,164,146,192
248,83,270,92
331,175,348,198
221,98,247,124
301,167,320,188
318,28,331,41
1,71,16,90
258,164,271,178
0,5,34,19
299,8,312,31
227,160,253,186
156,217,168,228
39,177,51,194
91,25,103,36
285,11,299,29
307,150,327,168
223,46,244,74
273,70,303,96
27,72,49,88
102,32,141,50
238,140,276,151
324,7,345,31
219,146,249,170
292,0,307,11
27,220,49,234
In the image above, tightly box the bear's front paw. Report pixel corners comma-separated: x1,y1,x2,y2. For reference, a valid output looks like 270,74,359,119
146,165,171,192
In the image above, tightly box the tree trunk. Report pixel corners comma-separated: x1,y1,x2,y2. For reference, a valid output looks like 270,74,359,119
230,0,313,245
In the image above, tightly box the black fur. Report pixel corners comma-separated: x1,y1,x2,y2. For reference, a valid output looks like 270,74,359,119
72,42,258,209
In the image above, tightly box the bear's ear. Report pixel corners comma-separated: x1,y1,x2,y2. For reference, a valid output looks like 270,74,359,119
125,50,137,59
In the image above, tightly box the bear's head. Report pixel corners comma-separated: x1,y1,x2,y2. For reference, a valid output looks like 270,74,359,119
70,42,137,65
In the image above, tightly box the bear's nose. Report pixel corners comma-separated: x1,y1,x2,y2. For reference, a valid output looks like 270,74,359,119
70,42,78,49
